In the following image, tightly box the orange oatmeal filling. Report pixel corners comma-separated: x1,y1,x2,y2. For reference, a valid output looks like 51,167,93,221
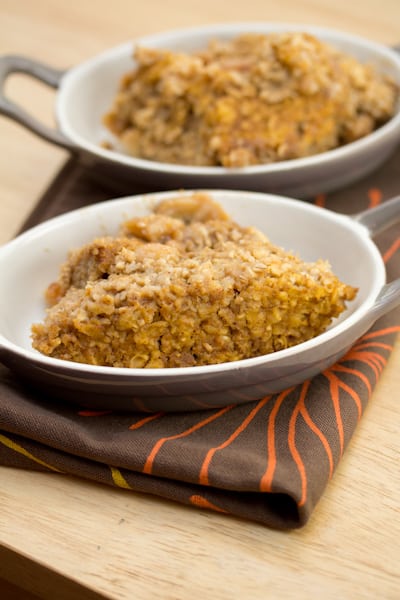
31,194,357,368
103,32,398,167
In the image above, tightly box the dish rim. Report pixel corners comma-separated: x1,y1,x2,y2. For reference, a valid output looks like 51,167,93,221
55,21,400,176
0,189,387,378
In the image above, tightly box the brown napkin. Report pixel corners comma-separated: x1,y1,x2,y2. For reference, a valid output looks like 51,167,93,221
0,151,399,529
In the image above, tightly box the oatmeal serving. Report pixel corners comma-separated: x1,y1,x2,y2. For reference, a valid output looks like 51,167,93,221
31,194,357,368
102,32,398,167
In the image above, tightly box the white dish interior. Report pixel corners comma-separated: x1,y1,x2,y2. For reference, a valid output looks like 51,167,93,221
56,22,400,177
0,190,385,376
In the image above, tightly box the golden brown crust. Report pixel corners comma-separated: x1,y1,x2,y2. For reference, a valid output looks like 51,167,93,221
32,194,357,368
103,33,398,167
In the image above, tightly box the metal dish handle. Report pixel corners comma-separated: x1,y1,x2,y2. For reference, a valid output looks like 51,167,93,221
0,54,75,151
354,194,400,236
369,277,400,320
352,195,400,320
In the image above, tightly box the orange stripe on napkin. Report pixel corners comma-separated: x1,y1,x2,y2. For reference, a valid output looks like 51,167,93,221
300,399,335,480
368,187,382,207
288,382,310,507
260,388,294,492
190,495,229,513
199,397,269,486
383,238,400,264
142,406,233,475
129,412,164,430
325,373,345,457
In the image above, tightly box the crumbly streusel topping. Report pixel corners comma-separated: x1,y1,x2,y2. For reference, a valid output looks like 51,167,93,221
31,193,357,368
103,32,398,167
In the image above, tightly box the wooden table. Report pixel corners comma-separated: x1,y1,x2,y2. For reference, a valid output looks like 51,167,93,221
0,2,399,598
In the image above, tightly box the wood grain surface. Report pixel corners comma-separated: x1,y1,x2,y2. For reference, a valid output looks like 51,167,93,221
0,1,399,599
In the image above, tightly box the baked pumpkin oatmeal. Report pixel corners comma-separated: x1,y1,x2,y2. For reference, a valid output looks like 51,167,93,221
103,32,398,167
31,194,357,368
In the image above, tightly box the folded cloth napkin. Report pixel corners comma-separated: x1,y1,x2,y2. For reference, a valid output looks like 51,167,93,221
0,150,399,529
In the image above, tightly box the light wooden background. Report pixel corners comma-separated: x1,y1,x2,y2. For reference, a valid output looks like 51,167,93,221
0,1,399,599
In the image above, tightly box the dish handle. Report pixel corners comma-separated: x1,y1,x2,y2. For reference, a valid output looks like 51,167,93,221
353,194,400,320
0,54,76,151
369,278,400,321
353,194,400,237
